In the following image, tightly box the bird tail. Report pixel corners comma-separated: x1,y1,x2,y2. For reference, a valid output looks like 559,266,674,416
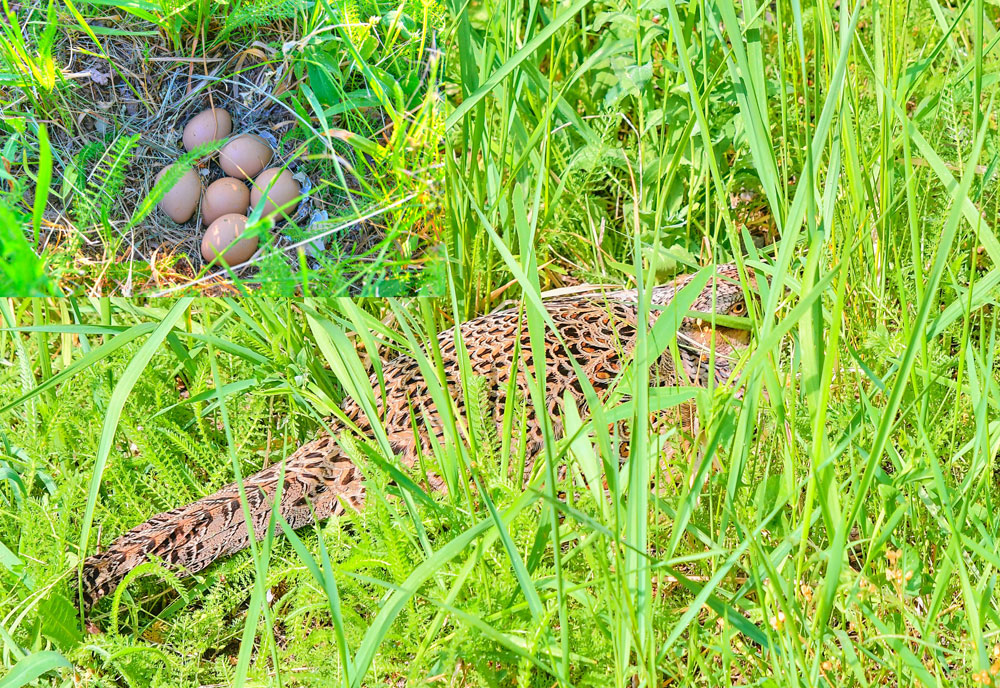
80,434,364,607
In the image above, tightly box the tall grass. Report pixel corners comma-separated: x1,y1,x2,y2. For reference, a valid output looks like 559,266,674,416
440,0,1000,683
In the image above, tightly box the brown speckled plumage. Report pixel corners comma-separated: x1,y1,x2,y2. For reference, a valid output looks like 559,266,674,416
80,264,753,606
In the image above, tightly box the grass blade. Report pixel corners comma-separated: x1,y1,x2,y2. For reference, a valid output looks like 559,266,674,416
30,123,51,247
0,650,71,688
76,298,193,612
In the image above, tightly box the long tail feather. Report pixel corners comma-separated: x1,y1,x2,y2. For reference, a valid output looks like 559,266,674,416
80,434,364,606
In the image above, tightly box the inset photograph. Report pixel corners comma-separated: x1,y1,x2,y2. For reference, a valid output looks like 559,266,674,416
1,0,445,295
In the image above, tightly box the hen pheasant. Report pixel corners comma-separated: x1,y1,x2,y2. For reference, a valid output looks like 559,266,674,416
80,264,754,606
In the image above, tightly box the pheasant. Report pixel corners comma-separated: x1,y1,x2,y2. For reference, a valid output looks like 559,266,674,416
80,264,755,607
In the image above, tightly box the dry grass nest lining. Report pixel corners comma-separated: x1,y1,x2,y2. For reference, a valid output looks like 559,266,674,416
50,34,384,285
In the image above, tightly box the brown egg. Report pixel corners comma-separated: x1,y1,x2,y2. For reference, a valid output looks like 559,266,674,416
183,107,232,152
219,134,273,180
155,165,201,223
201,214,257,267
250,168,300,221
203,177,250,226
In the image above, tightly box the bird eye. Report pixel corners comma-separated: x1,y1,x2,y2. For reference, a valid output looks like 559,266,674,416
731,302,747,316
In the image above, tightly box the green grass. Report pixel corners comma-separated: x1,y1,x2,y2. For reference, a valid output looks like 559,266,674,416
3,0,1000,685
0,0,446,295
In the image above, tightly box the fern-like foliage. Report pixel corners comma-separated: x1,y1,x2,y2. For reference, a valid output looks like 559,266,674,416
70,134,140,231
338,0,369,47
66,141,103,224
465,373,500,469
224,0,307,32
125,420,202,503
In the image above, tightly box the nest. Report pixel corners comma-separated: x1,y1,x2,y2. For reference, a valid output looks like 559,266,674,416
25,19,425,295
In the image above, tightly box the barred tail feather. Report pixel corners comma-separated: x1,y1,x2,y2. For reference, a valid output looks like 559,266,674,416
80,435,364,607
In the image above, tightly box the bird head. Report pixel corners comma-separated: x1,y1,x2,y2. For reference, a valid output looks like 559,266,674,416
644,263,759,388
679,263,756,353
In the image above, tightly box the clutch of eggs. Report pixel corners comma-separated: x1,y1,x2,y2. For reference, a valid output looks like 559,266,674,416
157,108,304,268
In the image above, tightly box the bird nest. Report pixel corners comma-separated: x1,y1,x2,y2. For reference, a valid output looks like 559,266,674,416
19,11,442,295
